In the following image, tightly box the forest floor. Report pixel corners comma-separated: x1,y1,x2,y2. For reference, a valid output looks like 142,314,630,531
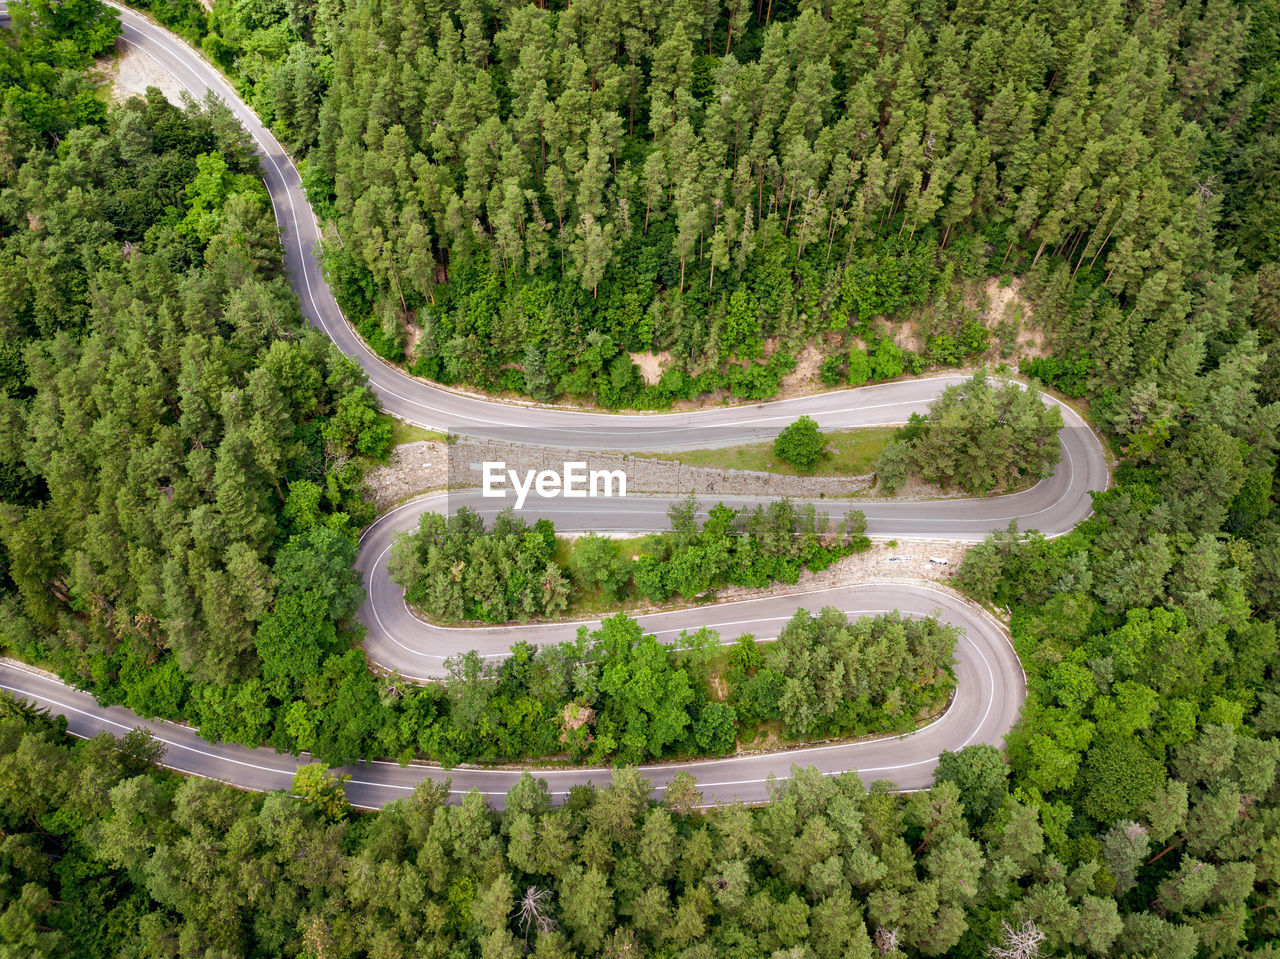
629,350,672,384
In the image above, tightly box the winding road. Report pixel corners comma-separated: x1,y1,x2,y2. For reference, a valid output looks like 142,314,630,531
0,3,1109,808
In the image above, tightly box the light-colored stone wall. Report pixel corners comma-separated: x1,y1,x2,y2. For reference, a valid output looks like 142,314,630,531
363,439,876,513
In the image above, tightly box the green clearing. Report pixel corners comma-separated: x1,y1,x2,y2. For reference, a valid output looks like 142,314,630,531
555,534,663,618
391,419,449,445
644,426,896,477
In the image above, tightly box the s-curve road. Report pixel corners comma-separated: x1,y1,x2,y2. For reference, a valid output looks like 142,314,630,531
355,468,1099,685
1,575,1021,808
0,5,1108,808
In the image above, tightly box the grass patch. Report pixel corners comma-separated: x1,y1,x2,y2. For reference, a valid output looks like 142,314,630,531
558,534,658,618
644,426,896,477
553,533,653,570
737,718,787,751
392,419,448,446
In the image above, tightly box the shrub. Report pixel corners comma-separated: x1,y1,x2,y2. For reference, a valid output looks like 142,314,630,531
773,416,826,473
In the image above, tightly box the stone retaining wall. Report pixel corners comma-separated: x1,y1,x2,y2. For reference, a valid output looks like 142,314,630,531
363,440,876,513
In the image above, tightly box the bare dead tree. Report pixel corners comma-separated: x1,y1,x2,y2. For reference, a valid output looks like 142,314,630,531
987,920,1047,959
875,926,901,955
514,885,555,943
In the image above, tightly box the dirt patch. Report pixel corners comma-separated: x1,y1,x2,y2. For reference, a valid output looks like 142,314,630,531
889,319,925,354
983,276,1046,361
629,351,671,386
362,441,449,511
757,343,829,399
95,40,188,106
984,276,1031,322
709,673,728,701
562,702,594,731
404,316,423,359
1013,326,1047,360
775,343,824,397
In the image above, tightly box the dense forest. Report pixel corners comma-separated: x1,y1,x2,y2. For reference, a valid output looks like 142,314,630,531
0,0,909,776
0,2,401,762
425,605,954,766
0,0,921,782
5,696,1280,958
3,0,1280,954
134,0,1279,412
0,0,913,781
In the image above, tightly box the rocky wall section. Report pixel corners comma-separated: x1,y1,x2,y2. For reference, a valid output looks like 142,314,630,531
363,440,876,513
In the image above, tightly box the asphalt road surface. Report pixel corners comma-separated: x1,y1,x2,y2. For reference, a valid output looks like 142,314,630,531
0,4,1109,808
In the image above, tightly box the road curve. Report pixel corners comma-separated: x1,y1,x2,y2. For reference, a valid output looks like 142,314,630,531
0,4,1108,807
2,575,1021,808
76,2,1092,451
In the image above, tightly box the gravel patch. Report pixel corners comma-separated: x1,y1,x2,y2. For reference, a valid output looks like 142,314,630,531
96,40,189,106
